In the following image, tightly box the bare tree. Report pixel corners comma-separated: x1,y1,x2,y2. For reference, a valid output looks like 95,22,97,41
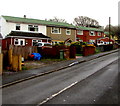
104,25,120,39
73,16,100,27
48,17,67,23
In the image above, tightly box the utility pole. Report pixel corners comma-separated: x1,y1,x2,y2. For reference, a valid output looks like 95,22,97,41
109,17,111,44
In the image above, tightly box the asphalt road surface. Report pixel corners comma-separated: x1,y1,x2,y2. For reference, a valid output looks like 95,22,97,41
2,52,119,105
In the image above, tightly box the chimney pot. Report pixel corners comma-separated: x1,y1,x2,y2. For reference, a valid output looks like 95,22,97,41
24,15,26,18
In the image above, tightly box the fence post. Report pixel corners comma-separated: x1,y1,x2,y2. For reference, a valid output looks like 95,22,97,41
18,55,22,71
12,55,18,71
8,48,13,66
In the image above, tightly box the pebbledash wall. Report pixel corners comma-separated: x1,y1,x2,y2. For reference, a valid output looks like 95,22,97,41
0,16,47,38
47,26,76,42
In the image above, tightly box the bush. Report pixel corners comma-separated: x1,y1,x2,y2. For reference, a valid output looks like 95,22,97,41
95,47,101,53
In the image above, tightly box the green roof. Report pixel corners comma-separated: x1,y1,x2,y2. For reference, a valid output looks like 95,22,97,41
76,26,104,32
2,15,76,29
2,15,104,32
104,31,109,35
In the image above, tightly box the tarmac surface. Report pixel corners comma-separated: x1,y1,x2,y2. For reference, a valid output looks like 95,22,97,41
2,49,119,86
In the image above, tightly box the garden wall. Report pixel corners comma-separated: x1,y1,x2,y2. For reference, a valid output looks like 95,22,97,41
83,46,95,56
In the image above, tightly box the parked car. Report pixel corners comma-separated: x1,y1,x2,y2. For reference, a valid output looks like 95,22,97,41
52,40,64,45
34,42,52,48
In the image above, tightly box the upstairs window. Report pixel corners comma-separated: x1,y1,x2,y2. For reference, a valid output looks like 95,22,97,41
28,25,38,32
51,27,61,34
98,32,101,36
89,31,95,36
16,24,20,30
66,29,71,35
77,30,83,35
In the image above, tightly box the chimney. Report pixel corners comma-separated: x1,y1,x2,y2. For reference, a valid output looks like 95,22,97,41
24,15,26,18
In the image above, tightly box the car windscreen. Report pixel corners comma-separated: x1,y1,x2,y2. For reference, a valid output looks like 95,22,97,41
44,43,51,46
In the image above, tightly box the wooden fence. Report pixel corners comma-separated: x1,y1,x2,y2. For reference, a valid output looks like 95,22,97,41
2,45,38,70
9,45,38,60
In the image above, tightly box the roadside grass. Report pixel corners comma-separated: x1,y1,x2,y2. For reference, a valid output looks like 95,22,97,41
23,58,67,70
76,54,83,56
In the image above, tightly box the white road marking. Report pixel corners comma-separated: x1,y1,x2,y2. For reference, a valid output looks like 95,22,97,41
37,81,78,106
69,61,79,66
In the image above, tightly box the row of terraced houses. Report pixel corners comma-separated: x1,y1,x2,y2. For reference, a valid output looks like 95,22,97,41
0,15,106,49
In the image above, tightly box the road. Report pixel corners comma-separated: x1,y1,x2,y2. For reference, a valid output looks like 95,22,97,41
2,52,119,105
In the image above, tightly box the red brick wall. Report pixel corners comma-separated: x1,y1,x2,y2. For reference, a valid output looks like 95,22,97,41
83,46,95,56
76,30,104,42
42,39,47,42
2,38,12,50
25,39,32,46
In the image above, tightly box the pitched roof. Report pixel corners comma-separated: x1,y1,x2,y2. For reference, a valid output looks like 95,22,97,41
2,15,76,29
76,26,104,32
97,37,114,42
2,15,104,31
7,31,51,39
104,31,109,35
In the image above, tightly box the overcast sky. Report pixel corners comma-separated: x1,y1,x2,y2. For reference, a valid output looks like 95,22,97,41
0,0,119,27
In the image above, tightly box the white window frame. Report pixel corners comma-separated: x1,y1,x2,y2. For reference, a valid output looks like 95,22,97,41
89,39,95,43
98,32,101,36
89,31,95,36
16,24,21,30
32,39,42,46
51,27,61,34
77,30,83,35
79,39,83,42
28,25,39,32
66,29,71,35
14,39,25,46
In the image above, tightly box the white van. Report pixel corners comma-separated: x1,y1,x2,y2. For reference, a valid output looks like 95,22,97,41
35,42,52,48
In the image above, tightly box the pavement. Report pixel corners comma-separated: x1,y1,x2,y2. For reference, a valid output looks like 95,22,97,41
2,49,119,87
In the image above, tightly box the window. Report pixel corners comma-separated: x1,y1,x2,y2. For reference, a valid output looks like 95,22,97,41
89,31,95,36
89,39,95,43
16,24,20,30
79,40,83,42
76,37,80,41
77,30,83,35
66,29,71,35
32,40,37,46
32,39,42,46
51,27,61,34
14,39,19,45
14,39,25,46
28,25,38,32
98,32,101,36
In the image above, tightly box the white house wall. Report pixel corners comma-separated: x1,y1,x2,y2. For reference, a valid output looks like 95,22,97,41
0,16,8,38
7,22,15,34
39,26,46,35
0,16,47,38
20,23,46,35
